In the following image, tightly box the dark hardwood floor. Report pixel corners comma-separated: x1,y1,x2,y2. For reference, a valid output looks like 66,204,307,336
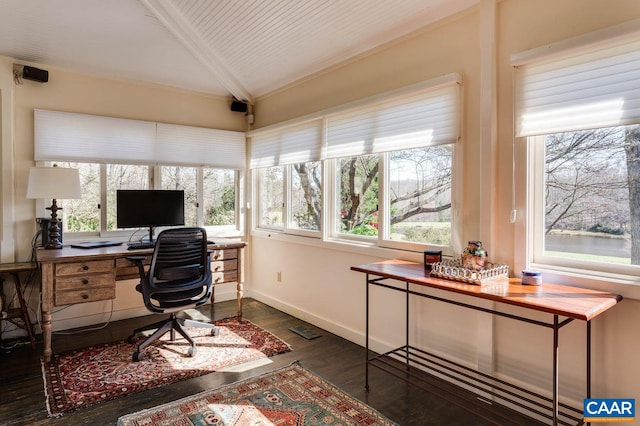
0,298,542,425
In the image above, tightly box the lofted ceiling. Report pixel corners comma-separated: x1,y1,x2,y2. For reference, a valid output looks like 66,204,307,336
0,0,477,103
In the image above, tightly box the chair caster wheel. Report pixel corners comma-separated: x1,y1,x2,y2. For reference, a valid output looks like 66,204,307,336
187,347,196,357
132,351,143,362
211,328,220,336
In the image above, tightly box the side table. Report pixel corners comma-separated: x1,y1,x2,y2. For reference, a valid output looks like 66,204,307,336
0,261,37,348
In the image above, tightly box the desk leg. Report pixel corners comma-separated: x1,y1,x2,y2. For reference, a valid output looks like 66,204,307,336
12,272,36,348
365,273,370,392
41,263,54,362
405,280,410,369
237,281,243,320
586,320,592,426
552,315,559,426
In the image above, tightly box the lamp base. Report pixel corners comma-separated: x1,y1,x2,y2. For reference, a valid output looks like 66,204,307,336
45,199,64,250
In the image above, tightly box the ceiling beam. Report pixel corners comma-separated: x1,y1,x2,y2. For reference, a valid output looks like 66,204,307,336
140,0,253,103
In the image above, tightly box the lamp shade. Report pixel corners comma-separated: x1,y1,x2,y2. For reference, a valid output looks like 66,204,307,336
26,166,82,199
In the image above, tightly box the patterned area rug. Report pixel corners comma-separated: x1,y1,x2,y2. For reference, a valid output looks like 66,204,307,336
42,317,291,417
117,361,397,426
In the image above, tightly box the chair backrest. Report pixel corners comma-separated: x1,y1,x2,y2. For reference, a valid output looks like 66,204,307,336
142,227,212,313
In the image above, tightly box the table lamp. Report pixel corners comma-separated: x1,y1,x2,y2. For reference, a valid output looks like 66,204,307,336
27,166,81,249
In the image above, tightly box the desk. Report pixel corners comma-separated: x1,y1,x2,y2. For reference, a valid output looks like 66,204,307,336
351,260,622,426
37,239,245,362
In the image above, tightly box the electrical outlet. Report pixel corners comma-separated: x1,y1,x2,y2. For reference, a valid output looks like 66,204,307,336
277,272,282,282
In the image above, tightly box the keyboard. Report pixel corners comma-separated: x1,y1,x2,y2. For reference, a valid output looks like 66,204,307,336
126,241,156,250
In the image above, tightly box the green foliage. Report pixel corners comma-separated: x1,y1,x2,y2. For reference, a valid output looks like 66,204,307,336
205,184,235,226
349,223,378,236
403,226,451,245
586,223,625,236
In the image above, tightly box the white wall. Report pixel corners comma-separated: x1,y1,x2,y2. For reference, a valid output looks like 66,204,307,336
248,0,640,412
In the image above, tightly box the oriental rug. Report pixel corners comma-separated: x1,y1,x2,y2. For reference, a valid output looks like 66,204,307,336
42,317,291,417
117,361,397,426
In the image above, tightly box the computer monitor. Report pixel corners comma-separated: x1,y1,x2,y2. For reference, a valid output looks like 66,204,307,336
116,190,185,242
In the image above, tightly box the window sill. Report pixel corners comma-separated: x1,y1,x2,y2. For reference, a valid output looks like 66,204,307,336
529,263,640,301
250,228,426,263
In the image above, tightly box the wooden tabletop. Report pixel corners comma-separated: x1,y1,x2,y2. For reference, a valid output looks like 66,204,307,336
36,238,247,263
351,259,622,321
0,261,38,274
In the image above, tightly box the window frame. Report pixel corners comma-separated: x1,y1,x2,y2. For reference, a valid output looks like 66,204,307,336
38,161,245,241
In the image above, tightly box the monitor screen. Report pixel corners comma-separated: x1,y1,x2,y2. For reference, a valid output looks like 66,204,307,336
116,190,185,238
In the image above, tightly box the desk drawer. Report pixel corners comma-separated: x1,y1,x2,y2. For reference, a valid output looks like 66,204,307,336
209,249,238,261
55,260,114,276
212,270,238,284
211,259,237,273
55,286,115,305
55,273,115,291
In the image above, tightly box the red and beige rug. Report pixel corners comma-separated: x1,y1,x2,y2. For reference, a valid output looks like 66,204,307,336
117,361,397,426
42,317,291,417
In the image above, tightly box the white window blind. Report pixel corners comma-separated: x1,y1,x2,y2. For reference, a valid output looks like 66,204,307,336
513,35,640,137
325,81,460,159
34,110,246,169
249,120,323,168
35,109,156,163
156,123,245,169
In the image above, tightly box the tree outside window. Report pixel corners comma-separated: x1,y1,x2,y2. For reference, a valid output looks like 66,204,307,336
542,124,640,265
260,166,284,227
291,162,321,231
203,168,236,226
388,146,452,245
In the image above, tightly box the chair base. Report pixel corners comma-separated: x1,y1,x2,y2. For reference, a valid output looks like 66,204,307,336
129,312,219,361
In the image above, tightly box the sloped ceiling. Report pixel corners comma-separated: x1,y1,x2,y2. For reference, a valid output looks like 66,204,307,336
0,0,477,102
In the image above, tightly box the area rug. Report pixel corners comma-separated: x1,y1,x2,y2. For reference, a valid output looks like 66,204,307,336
117,361,397,426
42,317,291,417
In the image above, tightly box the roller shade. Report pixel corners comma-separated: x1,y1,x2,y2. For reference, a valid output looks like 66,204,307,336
35,109,156,163
156,123,245,169
513,36,640,137
34,109,246,169
249,119,322,168
325,81,460,159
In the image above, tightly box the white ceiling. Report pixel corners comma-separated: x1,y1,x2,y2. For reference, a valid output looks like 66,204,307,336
0,0,477,102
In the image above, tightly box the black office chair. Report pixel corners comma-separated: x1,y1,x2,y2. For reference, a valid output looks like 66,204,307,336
126,227,218,361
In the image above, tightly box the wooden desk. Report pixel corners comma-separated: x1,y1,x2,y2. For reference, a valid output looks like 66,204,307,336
37,239,245,362
351,259,622,426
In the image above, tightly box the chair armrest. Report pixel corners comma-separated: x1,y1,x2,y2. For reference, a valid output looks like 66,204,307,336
125,255,147,279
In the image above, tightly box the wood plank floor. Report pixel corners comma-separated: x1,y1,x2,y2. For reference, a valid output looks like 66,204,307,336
0,298,542,425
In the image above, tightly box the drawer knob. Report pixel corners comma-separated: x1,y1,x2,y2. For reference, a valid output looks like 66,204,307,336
214,266,221,271
82,265,89,271
82,279,89,285
215,277,221,283
81,294,89,300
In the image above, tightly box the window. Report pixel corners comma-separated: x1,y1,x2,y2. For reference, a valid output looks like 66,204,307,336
250,74,461,253
336,155,379,237
34,110,246,239
259,166,285,228
290,161,322,231
387,146,452,245
513,24,640,279
531,126,639,271
161,166,197,226
203,168,237,227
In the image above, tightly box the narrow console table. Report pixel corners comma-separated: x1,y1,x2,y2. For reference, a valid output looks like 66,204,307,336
37,239,245,362
351,259,622,426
